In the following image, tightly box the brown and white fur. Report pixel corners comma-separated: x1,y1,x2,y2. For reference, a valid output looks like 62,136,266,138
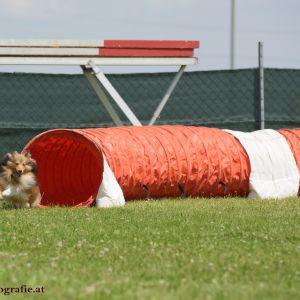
0,151,41,208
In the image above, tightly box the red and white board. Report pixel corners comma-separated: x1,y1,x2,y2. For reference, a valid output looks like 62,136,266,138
0,39,199,58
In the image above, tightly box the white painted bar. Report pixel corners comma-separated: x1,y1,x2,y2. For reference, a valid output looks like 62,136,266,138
0,39,105,48
0,47,99,56
0,57,197,66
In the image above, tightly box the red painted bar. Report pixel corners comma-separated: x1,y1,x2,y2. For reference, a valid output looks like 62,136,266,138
98,48,194,57
103,40,200,49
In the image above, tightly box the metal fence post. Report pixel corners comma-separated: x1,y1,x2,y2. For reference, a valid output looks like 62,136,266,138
230,0,236,69
258,41,265,129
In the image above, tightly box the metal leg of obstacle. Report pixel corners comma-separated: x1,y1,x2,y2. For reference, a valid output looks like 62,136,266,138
84,61,187,127
85,60,142,126
149,65,186,125
81,65,124,126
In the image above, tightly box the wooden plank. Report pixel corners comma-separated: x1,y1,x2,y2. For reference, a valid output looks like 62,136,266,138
0,56,198,65
98,48,194,57
104,40,200,49
0,39,104,48
0,47,99,56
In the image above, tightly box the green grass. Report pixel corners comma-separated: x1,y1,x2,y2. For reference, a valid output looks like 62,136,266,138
0,198,300,300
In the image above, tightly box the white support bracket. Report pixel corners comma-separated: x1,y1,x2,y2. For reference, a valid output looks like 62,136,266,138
149,65,186,125
81,65,124,126
85,61,142,126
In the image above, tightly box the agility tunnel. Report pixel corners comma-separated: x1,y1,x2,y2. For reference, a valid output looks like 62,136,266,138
23,126,300,207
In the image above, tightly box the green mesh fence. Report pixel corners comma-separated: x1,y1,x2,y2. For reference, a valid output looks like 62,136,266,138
0,68,299,155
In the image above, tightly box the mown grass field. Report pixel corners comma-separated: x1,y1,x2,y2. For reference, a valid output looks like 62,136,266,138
0,198,300,300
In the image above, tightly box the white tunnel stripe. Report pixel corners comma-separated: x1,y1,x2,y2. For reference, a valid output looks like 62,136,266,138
225,129,299,199
96,155,125,208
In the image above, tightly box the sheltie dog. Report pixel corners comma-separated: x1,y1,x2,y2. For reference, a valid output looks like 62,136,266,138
0,151,41,208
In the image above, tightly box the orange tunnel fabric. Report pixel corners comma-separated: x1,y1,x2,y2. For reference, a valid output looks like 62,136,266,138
23,130,104,206
278,128,300,195
23,126,251,207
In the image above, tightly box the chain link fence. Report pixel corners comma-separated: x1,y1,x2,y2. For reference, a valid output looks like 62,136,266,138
0,68,299,155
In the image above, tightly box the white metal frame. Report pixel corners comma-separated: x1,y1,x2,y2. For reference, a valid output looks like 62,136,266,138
0,57,196,66
149,65,186,125
83,61,142,126
81,64,124,126
0,41,198,126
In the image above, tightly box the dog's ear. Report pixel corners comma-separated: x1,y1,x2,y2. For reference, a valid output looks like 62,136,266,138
12,150,19,156
24,151,31,159
1,153,12,166
29,158,37,174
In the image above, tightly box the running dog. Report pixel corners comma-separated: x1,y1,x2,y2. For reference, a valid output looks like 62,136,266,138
0,151,41,208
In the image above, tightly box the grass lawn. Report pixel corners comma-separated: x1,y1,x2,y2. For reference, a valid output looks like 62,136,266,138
0,198,299,299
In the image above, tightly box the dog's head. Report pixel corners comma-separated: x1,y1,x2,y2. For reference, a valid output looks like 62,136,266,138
1,151,36,181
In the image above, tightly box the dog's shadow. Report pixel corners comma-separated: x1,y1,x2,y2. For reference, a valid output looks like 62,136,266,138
0,199,22,209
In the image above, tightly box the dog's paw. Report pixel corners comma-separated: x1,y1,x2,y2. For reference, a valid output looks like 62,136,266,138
2,188,11,197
